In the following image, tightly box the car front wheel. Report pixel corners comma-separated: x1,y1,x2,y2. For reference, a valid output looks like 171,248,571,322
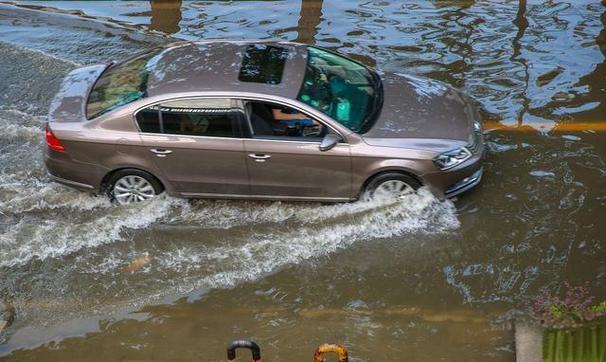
365,172,421,200
107,169,163,205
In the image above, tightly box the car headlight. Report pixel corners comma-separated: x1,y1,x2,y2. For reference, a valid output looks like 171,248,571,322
433,147,472,170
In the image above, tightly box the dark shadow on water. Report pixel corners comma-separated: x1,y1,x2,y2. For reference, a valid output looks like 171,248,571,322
295,0,323,45
511,0,529,126
149,0,182,34
564,8,606,122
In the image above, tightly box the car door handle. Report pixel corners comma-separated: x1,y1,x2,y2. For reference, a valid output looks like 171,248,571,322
248,153,271,162
150,148,173,157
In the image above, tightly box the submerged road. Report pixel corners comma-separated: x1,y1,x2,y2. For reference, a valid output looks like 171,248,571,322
0,1,604,360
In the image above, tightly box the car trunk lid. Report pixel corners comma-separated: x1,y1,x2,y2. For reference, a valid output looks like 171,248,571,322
48,64,108,123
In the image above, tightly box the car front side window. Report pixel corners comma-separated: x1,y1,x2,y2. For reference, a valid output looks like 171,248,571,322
135,98,245,138
245,100,329,141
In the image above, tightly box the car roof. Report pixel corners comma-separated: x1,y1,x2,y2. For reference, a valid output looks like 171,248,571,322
145,40,309,100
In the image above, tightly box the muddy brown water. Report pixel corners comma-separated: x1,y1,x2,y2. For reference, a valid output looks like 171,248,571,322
0,1,604,361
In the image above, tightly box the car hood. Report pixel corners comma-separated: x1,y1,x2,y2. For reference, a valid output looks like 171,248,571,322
48,64,107,122
364,72,474,143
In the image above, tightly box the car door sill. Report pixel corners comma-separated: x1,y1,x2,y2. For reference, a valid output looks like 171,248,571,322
48,172,95,190
179,192,352,202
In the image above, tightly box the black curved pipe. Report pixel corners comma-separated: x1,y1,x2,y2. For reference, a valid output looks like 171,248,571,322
227,339,261,361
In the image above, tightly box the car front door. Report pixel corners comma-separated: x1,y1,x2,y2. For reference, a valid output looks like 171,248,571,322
136,98,250,196
242,100,352,201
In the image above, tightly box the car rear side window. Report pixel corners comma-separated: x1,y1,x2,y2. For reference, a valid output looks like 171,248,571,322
136,106,161,133
136,99,245,138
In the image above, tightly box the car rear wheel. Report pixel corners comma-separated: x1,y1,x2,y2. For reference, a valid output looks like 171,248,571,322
107,169,163,205
365,172,421,200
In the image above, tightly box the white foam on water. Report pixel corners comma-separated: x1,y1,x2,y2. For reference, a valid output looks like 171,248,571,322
166,200,300,228
0,196,181,268
1,123,41,143
167,190,423,229
0,109,45,141
155,188,459,293
0,178,113,214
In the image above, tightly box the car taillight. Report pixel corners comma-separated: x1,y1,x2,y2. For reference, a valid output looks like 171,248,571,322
45,125,65,152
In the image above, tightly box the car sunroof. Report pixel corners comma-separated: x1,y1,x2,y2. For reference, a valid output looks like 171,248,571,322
238,44,289,85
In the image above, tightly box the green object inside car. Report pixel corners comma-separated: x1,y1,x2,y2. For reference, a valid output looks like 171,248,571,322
336,101,351,124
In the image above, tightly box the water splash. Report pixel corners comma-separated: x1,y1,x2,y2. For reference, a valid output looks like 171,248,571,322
163,188,459,292
0,105,460,328
0,196,179,268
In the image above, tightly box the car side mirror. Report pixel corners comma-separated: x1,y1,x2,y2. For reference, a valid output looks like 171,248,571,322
319,133,340,151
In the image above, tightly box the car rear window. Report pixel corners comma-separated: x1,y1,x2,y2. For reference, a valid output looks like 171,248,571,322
238,44,289,85
86,49,162,119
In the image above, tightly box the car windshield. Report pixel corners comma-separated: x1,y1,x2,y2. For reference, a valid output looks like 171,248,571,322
297,47,383,133
86,49,161,119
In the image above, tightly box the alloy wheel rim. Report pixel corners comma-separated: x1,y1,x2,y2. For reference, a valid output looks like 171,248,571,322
112,175,156,205
373,180,414,200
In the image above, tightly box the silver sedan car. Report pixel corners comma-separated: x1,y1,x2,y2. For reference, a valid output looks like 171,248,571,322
45,40,484,204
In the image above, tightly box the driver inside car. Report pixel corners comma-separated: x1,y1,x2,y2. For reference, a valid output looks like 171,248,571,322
271,107,313,126
271,106,321,137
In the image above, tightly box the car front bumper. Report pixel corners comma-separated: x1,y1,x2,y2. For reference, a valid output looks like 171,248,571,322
420,143,484,199
444,167,483,198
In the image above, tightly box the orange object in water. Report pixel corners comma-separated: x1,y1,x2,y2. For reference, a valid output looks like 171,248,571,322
313,344,348,362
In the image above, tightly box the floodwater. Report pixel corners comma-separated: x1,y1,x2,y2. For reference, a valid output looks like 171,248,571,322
0,0,604,360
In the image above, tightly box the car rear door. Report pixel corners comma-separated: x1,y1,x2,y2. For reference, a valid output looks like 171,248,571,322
242,100,352,201
136,98,250,196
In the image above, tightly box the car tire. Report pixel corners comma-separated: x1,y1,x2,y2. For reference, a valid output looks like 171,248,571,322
106,169,163,205
364,172,421,200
